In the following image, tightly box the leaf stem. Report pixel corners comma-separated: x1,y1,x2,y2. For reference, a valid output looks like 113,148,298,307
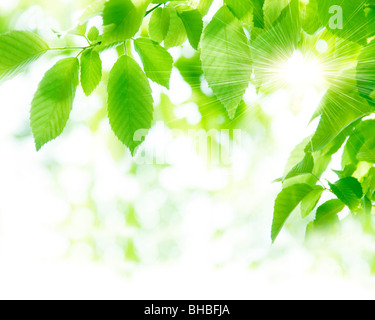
48,46,88,51
48,41,102,52
145,1,168,17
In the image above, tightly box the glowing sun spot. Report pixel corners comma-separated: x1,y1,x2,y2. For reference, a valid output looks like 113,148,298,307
278,50,325,90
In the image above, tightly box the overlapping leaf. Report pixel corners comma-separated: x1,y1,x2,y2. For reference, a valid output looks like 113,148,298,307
200,5,252,119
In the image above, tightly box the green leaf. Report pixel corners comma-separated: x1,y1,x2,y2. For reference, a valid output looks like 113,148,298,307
252,0,301,89
107,55,154,155
363,195,372,215
301,0,321,35
263,0,289,28
357,137,375,163
253,0,265,28
357,40,375,102
224,0,253,20
314,199,345,224
328,177,363,211
164,7,187,49
308,77,373,152
80,49,102,96
362,167,375,197
300,186,324,218
79,0,106,24
176,8,203,50
200,6,252,119
342,120,375,167
87,26,100,42
316,0,369,44
134,37,173,89
30,58,79,150
148,7,170,43
103,0,152,44
271,184,313,242
0,31,49,81
197,0,214,16
284,152,314,180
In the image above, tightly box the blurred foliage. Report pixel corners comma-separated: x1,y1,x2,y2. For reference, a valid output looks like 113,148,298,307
2,0,375,279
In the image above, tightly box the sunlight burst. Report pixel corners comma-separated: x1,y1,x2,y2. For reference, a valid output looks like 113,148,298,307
278,50,325,91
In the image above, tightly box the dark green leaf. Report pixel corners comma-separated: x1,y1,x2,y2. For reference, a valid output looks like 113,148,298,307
328,177,363,211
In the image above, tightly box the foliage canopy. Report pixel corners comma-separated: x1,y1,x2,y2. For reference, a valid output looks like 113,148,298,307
2,0,375,242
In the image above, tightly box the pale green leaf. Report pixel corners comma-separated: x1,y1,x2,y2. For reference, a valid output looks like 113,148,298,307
284,152,314,180
30,58,79,150
0,31,49,81
271,184,313,242
148,7,170,43
200,6,252,119
300,186,324,218
164,7,187,49
107,55,154,155
224,0,252,20
134,37,173,88
308,87,373,152
80,49,102,96
87,26,100,42
176,8,203,50
103,0,152,44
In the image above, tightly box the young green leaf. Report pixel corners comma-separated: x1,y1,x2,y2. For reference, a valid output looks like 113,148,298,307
198,0,214,16
103,0,152,44
357,137,375,163
342,120,375,166
357,40,375,102
148,7,170,43
271,184,313,242
164,7,187,49
87,26,100,42
80,49,102,96
224,0,252,20
0,31,49,81
308,77,373,152
300,186,324,218
176,8,203,50
301,0,321,35
314,199,345,224
30,58,79,150
252,0,301,89
107,55,154,155
284,152,314,180
134,37,173,89
200,6,252,119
